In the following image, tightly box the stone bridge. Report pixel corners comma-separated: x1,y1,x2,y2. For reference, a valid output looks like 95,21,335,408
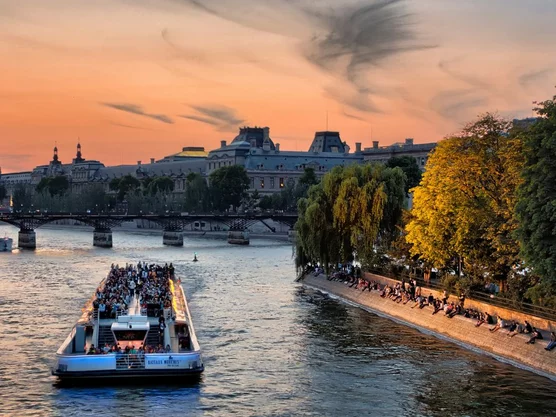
0,212,298,249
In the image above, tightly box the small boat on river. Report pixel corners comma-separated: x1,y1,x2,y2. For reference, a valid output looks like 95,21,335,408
0,237,12,252
52,262,204,380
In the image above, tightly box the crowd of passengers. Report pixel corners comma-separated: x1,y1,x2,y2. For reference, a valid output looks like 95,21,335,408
93,262,175,319
314,265,556,349
86,343,172,355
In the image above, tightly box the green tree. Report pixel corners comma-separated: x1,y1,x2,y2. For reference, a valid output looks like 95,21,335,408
294,167,319,201
184,173,210,212
12,184,31,211
515,95,556,306
258,195,273,211
147,176,174,196
209,165,250,211
406,113,524,289
295,164,405,272
36,176,69,197
386,155,422,195
109,175,141,201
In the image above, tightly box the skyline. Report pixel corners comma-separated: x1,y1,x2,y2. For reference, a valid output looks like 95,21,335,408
1,0,556,172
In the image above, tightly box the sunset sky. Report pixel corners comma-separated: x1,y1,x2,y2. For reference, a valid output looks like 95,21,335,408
1,0,555,172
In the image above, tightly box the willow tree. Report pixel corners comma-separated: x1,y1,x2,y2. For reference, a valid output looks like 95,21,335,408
515,96,556,306
406,113,524,288
295,164,405,272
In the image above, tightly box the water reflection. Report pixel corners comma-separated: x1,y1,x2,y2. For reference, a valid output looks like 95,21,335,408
296,287,556,417
1,225,556,416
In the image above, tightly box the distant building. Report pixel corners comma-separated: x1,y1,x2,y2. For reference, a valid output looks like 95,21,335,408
362,138,437,171
157,147,208,163
0,127,438,201
207,127,364,195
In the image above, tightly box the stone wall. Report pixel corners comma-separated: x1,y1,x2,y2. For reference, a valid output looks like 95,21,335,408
303,274,556,380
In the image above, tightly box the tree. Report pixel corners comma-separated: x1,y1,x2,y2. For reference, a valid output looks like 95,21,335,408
295,164,405,272
36,176,69,197
515,95,556,306
12,184,31,211
405,113,524,289
258,195,273,211
0,184,6,202
147,176,174,196
209,165,250,211
184,173,209,212
109,175,141,201
386,156,422,195
294,167,319,201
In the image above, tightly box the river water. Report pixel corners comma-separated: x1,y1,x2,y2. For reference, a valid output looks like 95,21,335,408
0,225,555,417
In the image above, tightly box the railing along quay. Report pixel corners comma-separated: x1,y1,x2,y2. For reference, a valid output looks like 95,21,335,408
367,268,556,323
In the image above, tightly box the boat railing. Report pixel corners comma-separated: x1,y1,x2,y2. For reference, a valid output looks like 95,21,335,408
115,353,145,370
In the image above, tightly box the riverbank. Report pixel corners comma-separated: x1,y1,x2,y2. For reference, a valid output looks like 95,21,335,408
302,274,556,380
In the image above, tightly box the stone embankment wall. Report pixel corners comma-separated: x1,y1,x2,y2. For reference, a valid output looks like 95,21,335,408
303,274,556,379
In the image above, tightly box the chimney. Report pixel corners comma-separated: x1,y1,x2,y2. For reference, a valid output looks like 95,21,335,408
263,126,270,142
275,143,280,152
220,140,227,148
405,138,414,146
372,141,379,149
137,160,141,166
150,158,155,164
355,142,362,153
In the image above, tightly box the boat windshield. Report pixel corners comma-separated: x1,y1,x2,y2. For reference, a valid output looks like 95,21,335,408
113,330,147,344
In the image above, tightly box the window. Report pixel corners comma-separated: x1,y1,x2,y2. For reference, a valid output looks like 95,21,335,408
270,177,275,189
421,157,425,166
260,178,265,189
251,177,255,189
279,178,284,188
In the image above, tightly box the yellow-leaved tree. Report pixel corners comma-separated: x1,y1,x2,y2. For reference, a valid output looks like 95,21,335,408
406,114,524,290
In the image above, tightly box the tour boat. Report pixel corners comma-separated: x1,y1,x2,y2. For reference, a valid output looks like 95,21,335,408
0,237,12,252
52,263,204,380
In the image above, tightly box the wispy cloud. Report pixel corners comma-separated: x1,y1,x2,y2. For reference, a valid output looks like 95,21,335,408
438,58,490,89
430,90,488,120
179,105,244,131
101,102,174,124
109,121,157,130
179,0,435,113
518,68,554,88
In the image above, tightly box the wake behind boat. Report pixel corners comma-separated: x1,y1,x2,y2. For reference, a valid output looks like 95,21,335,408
0,237,12,252
52,262,204,380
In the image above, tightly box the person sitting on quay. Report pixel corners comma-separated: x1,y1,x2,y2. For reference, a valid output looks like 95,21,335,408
526,327,543,344
545,332,556,351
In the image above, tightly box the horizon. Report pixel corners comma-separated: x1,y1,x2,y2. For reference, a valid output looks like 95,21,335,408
1,0,555,172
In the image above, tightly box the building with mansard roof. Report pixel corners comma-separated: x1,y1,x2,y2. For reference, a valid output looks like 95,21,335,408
0,127,438,203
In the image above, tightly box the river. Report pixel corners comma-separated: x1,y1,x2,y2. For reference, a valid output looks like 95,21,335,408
0,225,555,417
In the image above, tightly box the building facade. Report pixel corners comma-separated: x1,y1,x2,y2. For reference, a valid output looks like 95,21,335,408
0,128,437,203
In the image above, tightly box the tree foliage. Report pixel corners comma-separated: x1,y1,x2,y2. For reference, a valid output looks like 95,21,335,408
386,156,422,194
184,172,210,212
0,184,6,202
406,113,524,286
36,176,69,197
515,95,556,305
295,164,405,272
146,176,174,196
209,165,250,211
109,175,141,201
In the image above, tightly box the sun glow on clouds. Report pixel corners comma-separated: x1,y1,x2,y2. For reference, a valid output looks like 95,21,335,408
0,0,555,171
